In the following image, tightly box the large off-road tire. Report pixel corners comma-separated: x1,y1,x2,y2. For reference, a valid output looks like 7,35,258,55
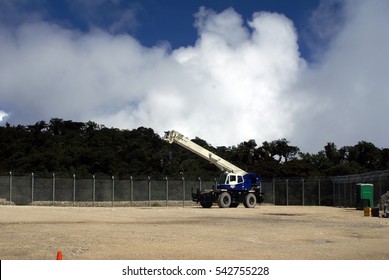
243,193,257,208
200,201,213,208
217,192,231,208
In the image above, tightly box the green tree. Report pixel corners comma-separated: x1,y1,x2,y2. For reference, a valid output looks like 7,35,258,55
347,141,381,172
261,139,299,163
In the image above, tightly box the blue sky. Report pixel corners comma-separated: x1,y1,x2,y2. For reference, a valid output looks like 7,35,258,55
1,0,388,153
1,1,321,57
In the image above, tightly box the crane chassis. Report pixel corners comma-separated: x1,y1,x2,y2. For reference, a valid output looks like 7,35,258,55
163,130,264,208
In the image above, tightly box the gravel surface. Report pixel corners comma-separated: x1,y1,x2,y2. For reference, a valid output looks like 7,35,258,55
1,205,388,260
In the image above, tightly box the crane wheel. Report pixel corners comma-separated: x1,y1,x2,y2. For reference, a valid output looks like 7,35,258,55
243,193,256,208
200,201,213,208
217,192,231,208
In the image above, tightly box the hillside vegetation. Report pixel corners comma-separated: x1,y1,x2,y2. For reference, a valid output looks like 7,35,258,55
1,119,388,179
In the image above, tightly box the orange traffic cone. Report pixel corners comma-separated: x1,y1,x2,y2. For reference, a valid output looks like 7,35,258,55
56,251,63,260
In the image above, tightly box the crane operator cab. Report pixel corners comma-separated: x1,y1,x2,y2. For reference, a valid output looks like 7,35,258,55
217,172,260,191
218,173,244,190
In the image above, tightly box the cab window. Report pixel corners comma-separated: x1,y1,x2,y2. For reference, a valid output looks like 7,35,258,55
229,175,236,183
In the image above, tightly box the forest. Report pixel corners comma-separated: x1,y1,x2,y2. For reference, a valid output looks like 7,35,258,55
1,118,388,179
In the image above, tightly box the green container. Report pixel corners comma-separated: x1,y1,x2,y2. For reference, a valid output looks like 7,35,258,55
355,183,374,210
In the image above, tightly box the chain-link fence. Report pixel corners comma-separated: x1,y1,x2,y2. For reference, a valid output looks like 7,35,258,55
1,171,388,207
261,177,334,206
331,170,389,208
0,172,216,206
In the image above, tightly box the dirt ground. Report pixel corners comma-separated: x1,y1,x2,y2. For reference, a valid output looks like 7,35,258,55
1,204,389,260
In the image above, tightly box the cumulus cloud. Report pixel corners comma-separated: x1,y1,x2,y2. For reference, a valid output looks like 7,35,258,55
0,1,388,152
0,110,8,123
292,0,389,151
0,6,303,147
167,8,303,144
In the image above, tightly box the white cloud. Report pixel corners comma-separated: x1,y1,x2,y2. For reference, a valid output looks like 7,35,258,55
292,0,389,151
0,110,8,123
0,7,302,147
0,1,388,152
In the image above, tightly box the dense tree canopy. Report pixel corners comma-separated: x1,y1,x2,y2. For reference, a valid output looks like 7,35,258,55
1,119,388,179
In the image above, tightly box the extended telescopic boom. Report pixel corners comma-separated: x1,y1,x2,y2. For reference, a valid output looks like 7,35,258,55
163,130,245,174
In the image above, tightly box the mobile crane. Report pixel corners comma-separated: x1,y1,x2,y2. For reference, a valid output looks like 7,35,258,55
163,130,264,208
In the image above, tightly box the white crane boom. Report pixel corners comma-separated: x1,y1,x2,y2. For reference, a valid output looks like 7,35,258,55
163,130,245,174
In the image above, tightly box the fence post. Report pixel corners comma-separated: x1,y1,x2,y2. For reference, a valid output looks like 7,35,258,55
31,173,34,204
338,181,341,207
165,177,169,207
73,174,76,206
92,175,96,206
286,178,289,206
182,177,186,207
318,178,321,206
379,174,382,199
112,176,115,207
130,176,133,206
148,176,151,207
272,178,275,205
52,173,55,206
337,181,340,207
302,178,305,206
198,177,202,191
9,171,12,206
349,180,353,207
344,181,347,207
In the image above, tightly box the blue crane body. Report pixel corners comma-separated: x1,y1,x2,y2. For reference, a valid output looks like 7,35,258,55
163,130,264,208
